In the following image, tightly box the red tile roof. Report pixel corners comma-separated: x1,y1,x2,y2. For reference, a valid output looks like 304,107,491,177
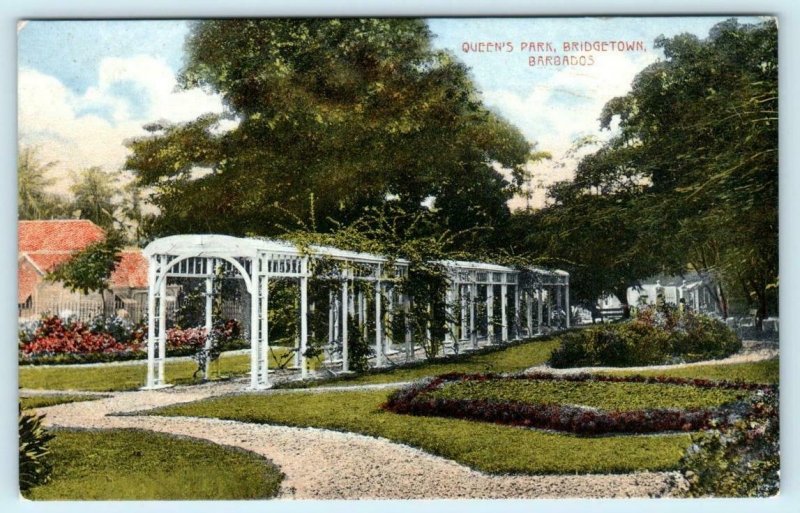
18,219,105,252
17,220,149,303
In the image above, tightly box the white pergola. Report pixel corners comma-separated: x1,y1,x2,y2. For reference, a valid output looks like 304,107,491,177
436,261,570,351
141,234,408,390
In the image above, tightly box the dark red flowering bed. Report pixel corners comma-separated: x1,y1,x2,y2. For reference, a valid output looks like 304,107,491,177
382,372,774,436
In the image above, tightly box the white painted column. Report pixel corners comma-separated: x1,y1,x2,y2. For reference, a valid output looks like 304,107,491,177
328,290,334,346
445,285,455,347
145,256,156,389
249,270,259,389
556,285,563,329
460,285,468,341
537,287,544,334
486,283,495,343
403,294,412,360
526,290,533,337
341,277,349,372
565,283,571,329
157,262,167,386
203,262,213,380
261,273,270,387
514,283,520,340
386,286,394,348
500,283,508,343
375,279,383,367
299,258,309,379
470,283,477,349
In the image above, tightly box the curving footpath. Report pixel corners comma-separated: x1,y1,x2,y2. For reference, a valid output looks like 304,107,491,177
34,382,679,499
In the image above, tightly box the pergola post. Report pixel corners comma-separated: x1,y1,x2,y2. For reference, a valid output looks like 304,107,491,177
341,276,349,372
260,272,270,387
526,290,533,337
386,286,394,349
500,282,508,343
328,290,334,348
403,293,412,361
249,265,259,389
513,282,520,340
547,286,554,327
203,259,213,380
157,259,167,386
375,278,383,367
486,283,495,344
444,284,455,348
537,287,543,335
556,285,562,329
565,282,571,329
460,285,468,342
470,283,477,349
145,257,156,388
299,257,309,379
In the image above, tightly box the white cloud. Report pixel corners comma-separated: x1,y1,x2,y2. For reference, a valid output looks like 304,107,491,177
482,51,659,209
18,55,225,193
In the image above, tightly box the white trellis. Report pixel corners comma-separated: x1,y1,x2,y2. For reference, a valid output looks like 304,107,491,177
142,235,408,390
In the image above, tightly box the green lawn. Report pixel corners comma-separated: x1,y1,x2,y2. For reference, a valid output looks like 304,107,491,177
23,428,283,500
302,338,561,388
150,388,691,475
20,395,109,410
428,378,747,411
19,348,293,392
602,358,779,384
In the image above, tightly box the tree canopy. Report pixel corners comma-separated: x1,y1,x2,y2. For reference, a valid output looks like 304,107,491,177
515,18,777,318
125,19,534,250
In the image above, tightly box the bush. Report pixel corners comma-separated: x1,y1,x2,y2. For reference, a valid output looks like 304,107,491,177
678,389,779,497
19,406,55,493
549,305,741,368
20,316,136,357
89,315,142,345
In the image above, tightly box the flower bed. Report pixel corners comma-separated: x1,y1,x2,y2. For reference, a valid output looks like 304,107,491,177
19,315,245,365
383,372,773,436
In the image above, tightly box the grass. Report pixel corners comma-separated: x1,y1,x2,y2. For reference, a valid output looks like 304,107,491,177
19,348,294,392
300,338,561,388
24,428,283,500
428,379,748,411
20,395,109,410
150,388,692,475
602,358,779,384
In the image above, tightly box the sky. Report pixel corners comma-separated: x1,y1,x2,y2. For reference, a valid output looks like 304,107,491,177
18,16,766,209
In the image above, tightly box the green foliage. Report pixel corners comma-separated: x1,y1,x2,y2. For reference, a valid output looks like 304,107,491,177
46,229,124,299
513,19,778,316
68,167,120,230
18,406,55,493
18,146,71,220
126,19,532,247
678,389,779,497
150,388,691,475
429,378,745,412
24,429,283,500
549,306,741,368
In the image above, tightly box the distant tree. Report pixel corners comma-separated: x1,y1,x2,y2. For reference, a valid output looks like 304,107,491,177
47,230,124,317
18,146,69,219
125,19,533,248
512,18,778,321
69,167,120,230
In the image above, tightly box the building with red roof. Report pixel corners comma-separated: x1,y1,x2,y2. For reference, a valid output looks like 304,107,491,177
18,220,149,320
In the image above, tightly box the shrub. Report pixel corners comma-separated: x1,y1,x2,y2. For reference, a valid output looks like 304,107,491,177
19,406,55,493
678,389,779,497
89,315,140,345
549,305,740,368
20,316,136,357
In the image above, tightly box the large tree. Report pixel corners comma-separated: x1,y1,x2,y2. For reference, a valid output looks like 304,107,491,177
515,18,777,320
69,167,120,230
125,19,532,248
18,146,70,220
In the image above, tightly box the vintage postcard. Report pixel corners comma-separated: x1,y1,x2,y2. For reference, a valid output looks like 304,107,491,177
17,16,778,500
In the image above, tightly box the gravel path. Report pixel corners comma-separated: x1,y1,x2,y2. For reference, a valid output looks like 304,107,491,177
35,384,679,499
